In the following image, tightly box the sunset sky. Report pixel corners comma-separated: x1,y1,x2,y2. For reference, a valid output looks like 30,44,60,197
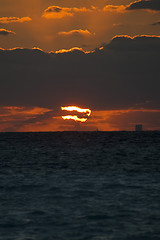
0,0,160,131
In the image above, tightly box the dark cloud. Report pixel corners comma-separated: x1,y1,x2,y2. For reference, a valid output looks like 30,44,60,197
151,21,160,26
0,35,160,111
0,29,15,35
126,0,160,11
106,35,160,51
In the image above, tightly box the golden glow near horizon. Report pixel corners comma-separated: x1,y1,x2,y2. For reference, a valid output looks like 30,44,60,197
61,106,91,116
62,115,88,122
61,106,91,122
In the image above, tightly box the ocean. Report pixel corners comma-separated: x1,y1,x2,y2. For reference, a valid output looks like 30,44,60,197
0,131,160,240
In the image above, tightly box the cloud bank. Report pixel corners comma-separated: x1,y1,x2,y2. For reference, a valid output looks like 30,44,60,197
0,35,159,112
0,35,160,131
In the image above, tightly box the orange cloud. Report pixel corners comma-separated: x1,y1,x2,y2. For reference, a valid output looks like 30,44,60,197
42,6,95,19
86,109,160,131
103,5,126,12
42,4,127,19
43,6,73,19
72,7,95,13
0,29,16,35
54,47,89,54
0,17,32,23
57,29,94,37
0,105,159,132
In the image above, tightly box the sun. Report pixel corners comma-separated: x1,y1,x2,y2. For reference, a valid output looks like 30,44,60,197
61,106,91,122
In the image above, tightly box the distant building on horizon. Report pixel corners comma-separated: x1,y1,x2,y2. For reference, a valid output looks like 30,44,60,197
135,124,143,131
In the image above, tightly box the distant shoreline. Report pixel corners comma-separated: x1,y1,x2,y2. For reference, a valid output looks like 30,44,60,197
0,130,159,133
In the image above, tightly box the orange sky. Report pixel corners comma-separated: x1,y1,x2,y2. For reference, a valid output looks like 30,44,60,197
0,106,159,132
0,0,160,51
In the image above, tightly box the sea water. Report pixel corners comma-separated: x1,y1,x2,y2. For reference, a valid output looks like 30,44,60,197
0,131,160,240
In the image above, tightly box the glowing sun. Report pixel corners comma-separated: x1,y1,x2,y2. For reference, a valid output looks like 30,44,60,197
61,106,91,122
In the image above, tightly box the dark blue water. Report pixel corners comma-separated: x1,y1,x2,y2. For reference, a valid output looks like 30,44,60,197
0,131,160,240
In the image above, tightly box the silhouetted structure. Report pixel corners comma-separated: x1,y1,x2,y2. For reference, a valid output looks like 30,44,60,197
135,124,143,131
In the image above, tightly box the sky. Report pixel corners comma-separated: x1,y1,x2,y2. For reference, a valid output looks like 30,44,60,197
0,0,160,131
